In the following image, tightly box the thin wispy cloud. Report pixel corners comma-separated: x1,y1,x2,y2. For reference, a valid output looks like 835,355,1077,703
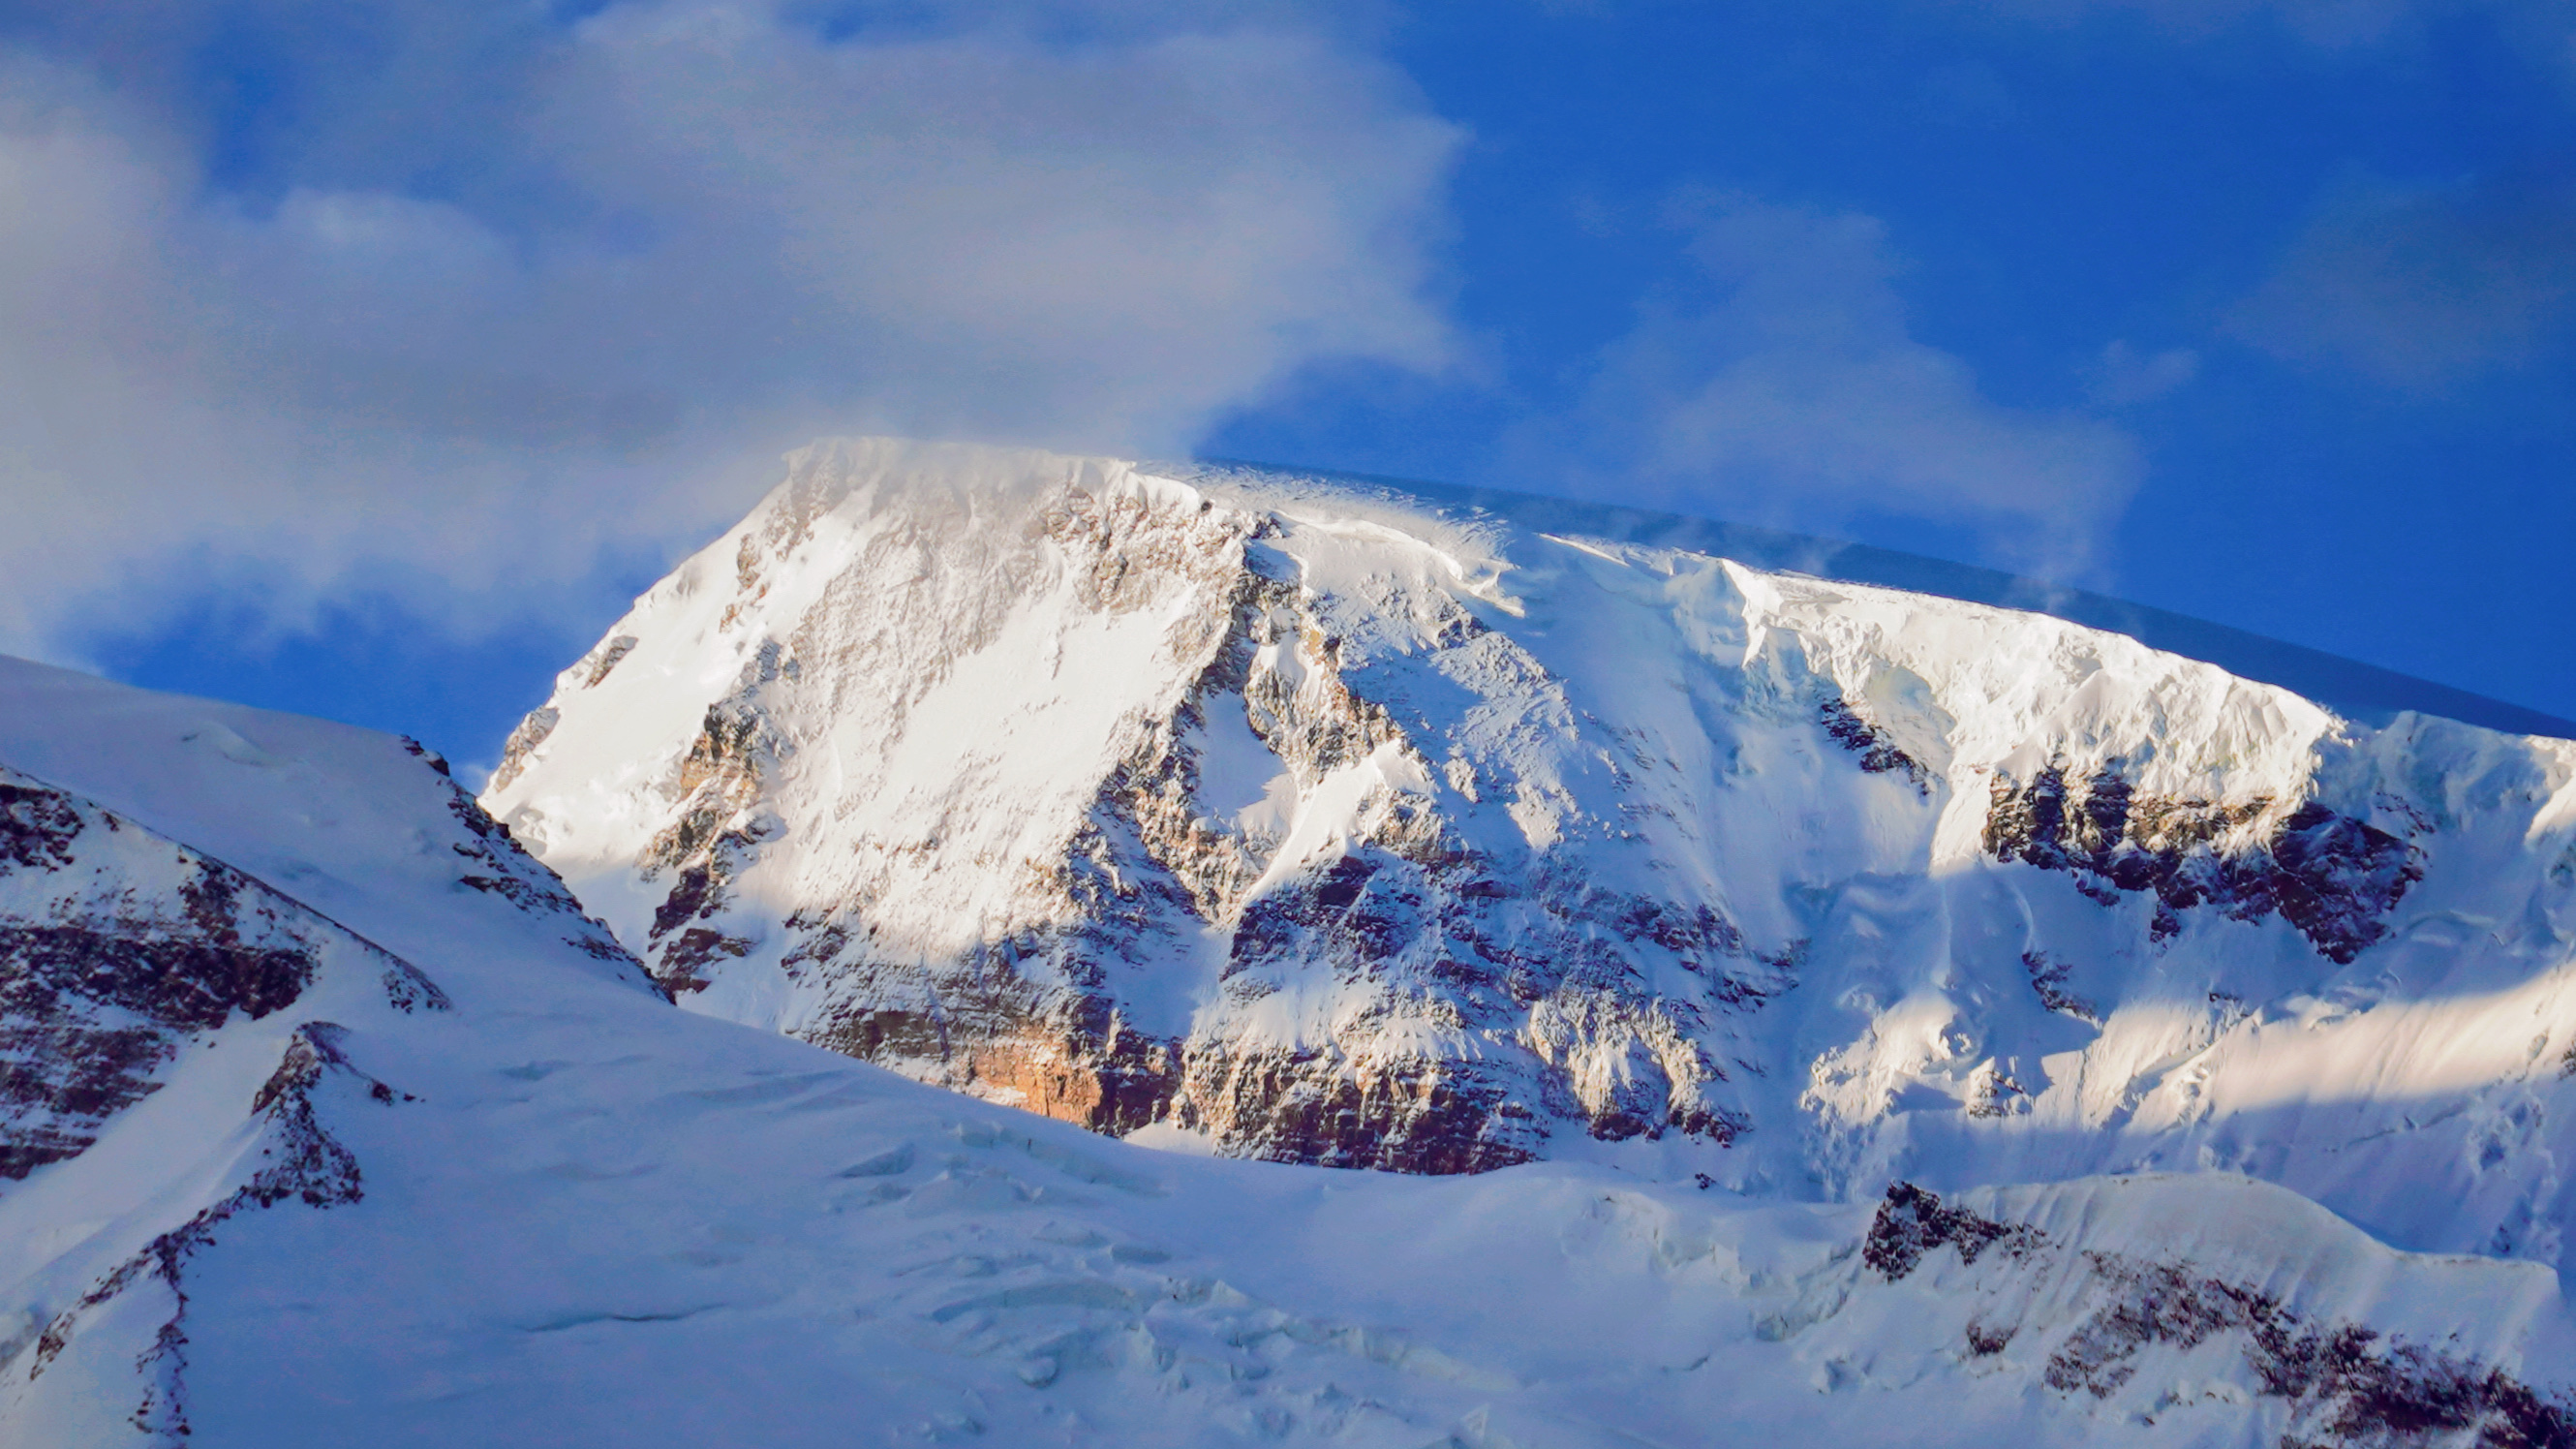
1518,195,2144,579
2227,170,2576,392
2089,342,2201,406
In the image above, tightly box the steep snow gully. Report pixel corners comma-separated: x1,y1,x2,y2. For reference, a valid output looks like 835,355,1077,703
5,437,2575,1445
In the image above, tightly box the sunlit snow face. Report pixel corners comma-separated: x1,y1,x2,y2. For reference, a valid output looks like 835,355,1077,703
470,443,2576,1233
9,645,2575,1449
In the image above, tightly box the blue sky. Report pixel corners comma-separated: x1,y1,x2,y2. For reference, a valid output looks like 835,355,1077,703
2,0,2570,770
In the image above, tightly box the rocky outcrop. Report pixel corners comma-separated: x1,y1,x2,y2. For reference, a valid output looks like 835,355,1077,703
1,768,445,1182
1984,763,2423,963
1819,696,1930,793
436,771,639,977
1862,1184,2576,1447
1861,1180,2044,1278
25,1021,398,1445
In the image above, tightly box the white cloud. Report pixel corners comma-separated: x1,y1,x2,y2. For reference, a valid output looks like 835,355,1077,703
1525,196,2142,576
0,3,1459,658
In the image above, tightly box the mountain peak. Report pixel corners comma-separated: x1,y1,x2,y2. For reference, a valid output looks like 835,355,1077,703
485,438,2576,1255
7,441,2574,1442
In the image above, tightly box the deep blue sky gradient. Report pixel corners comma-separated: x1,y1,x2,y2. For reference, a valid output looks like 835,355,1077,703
1232,4,2576,735
17,1,2574,768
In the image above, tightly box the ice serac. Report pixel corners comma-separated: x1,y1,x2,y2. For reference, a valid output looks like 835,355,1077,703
486,438,2576,1253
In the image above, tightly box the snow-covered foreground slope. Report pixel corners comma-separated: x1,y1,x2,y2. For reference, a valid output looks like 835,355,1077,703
487,438,2576,1277
3,650,2574,1443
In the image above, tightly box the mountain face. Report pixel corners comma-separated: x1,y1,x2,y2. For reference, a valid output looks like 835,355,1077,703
0,657,662,1441
4,662,2574,1448
4,447,2575,1442
487,438,2576,1268
0,762,446,1185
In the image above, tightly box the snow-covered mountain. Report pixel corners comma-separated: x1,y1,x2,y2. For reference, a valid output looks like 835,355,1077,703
487,438,2576,1275
5,653,2575,1445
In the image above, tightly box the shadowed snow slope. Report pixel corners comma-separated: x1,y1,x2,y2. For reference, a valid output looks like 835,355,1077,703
5,657,2576,1443
486,439,2576,1278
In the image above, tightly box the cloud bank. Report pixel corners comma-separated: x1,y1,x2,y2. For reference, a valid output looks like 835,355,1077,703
0,1,1459,654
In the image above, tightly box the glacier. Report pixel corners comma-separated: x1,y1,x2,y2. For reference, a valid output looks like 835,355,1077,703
3,436,2574,1444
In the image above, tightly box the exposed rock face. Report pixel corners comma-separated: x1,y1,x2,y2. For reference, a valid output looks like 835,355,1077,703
1,768,444,1182
10,606,2576,1447
1861,1180,2044,1278
1984,763,2423,963
1861,1183,2576,1448
487,709,559,794
486,440,2576,1226
26,1020,400,1444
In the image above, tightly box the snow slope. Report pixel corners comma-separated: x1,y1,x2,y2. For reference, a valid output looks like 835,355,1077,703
4,653,2574,1443
1282,460,2576,742
485,439,2576,1278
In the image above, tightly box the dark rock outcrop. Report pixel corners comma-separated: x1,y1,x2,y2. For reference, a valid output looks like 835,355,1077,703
1985,764,2422,963
26,1021,398,1444
2,769,446,1182
1862,1181,2043,1279
441,779,642,980
1862,1184,2576,1447
1819,696,1931,793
